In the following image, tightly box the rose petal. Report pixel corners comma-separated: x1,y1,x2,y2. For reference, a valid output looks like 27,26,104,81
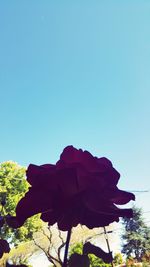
26,164,56,188
15,188,54,226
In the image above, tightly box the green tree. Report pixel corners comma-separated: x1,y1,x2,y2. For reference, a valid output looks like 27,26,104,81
0,242,35,266
113,253,123,266
0,161,43,245
121,205,150,262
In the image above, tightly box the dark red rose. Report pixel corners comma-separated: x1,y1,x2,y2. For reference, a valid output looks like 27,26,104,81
8,146,135,231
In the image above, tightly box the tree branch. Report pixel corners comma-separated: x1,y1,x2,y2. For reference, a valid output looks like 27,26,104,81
33,236,61,266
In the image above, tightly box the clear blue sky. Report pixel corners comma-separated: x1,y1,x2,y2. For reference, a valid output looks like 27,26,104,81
0,1,150,222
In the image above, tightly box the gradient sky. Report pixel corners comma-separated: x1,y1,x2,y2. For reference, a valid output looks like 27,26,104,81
0,0,150,246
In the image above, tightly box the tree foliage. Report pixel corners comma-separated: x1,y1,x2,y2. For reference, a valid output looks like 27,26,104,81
113,253,123,265
7,242,35,266
121,205,150,261
0,161,43,245
0,242,35,266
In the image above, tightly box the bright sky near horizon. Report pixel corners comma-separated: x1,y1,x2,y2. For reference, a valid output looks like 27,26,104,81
0,0,150,257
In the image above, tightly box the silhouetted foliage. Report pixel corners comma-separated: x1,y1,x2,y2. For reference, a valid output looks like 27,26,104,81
69,242,111,267
0,239,10,258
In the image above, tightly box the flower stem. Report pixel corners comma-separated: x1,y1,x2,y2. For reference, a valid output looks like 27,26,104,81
104,227,114,267
63,228,72,267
